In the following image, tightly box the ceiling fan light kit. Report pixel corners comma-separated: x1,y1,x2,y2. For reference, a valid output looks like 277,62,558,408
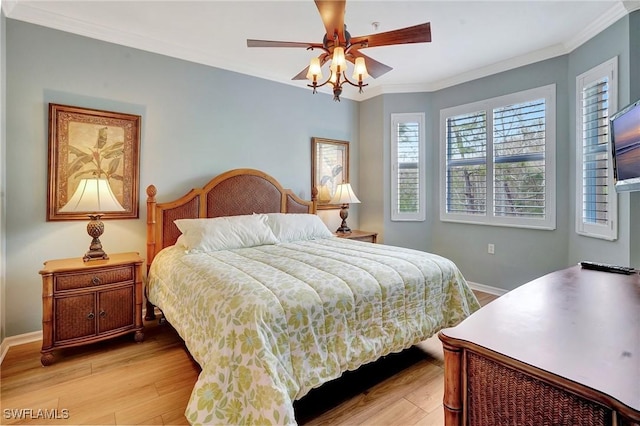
247,0,431,102
307,42,369,101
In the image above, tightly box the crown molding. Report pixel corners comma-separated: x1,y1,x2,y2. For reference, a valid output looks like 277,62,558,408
372,1,633,98
623,1,640,13
373,43,567,97
564,1,632,52
3,1,360,101
0,0,19,17
5,0,636,102
5,1,226,68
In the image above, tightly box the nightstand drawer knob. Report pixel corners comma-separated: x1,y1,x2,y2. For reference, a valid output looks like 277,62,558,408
99,310,106,318
87,312,95,320
91,276,101,285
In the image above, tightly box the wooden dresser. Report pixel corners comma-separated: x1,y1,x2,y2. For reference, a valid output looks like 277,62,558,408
439,266,640,426
39,252,144,366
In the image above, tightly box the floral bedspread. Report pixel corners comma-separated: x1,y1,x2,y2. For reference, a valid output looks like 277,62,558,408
147,238,480,425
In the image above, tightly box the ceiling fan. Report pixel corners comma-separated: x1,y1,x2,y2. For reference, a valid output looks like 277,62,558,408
247,0,431,101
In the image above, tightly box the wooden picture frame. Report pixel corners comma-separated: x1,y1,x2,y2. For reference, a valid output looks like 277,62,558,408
311,137,349,209
47,104,141,221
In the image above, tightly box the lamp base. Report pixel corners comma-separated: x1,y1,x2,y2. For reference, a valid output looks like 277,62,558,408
335,225,352,234
83,215,109,262
335,204,352,234
83,246,109,262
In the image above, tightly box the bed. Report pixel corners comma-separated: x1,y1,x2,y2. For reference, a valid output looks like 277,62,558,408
144,168,480,425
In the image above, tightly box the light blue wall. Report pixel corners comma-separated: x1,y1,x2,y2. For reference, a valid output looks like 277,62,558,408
631,11,640,101
432,57,571,290
3,12,638,338
567,14,631,267
359,93,433,250
5,20,358,336
629,11,640,269
361,13,635,290
358,96,385,241
361,58,571,289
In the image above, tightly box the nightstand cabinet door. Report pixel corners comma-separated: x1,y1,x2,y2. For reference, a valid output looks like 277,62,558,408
98,286,134,333
54,293,96,342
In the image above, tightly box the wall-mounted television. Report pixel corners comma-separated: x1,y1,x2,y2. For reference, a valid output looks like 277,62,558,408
610,98,640,192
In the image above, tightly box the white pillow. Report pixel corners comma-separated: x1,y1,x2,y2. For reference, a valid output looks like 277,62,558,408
264,213,334,243
174,215,278,252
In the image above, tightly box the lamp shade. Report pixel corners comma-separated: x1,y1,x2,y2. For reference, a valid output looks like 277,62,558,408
352,57,370,81
59,178,125,213
330,47,347,73
330,183,361,205
306,57,323,81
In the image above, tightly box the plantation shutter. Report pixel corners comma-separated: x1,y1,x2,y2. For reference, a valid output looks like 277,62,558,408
391,113,425,221
445,111,487,215
397,122,419,212
581,79,609,223
440,84,556,229
576,57,617,240
493,99,546,218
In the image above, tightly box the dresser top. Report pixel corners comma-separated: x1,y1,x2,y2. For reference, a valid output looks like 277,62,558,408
441,265,640,414
39,252,143,274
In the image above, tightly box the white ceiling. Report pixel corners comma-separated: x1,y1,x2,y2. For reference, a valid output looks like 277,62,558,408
3,0,639,101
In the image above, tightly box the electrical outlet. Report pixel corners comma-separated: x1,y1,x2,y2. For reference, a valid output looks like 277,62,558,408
488,243,495,254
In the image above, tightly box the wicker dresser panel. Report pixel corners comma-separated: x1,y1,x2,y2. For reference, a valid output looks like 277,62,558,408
55,294,96,342
98,287,134,332
55,266,134,291
467,351,611,426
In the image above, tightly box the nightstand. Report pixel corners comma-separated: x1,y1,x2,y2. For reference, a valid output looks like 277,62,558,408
39,252,144,366
334,230,378,243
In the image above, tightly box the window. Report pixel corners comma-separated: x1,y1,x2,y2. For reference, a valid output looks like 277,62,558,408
575,57,617,241
440,85,556,229
391,113,426,221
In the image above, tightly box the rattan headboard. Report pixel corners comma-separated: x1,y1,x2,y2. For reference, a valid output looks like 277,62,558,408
146,168,316,269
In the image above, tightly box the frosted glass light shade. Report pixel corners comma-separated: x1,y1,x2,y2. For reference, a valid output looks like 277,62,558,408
306,57,323,81
59,178,125,213
352,57,370,81
330,47,346,73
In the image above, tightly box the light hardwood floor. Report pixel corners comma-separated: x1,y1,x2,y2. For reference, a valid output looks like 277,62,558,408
0,291,497,425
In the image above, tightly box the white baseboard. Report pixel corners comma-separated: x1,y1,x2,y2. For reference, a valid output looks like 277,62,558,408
0,330,42,365
467,281,509,297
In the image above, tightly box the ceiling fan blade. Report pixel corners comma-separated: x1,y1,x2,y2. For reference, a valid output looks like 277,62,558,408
315,0,346,44
350,22,431,48
247,39,323,49
292,53,330,80
292,67,310,81
347,51,393,79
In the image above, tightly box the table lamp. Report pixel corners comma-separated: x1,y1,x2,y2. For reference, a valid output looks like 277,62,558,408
59,177,125,261
330,183,361,233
